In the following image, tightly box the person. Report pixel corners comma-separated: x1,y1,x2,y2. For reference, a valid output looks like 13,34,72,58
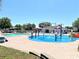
78,45,79,52
31,31,33,37
37,29,39,36
55,31,57,41
70,30,74,37
0,31,2,35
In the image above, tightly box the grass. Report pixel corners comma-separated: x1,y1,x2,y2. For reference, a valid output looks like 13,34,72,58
0,45,40,59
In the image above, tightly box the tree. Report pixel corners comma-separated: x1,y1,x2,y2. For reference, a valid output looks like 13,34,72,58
31,24,36,29
72,18,79,28
26,23,32,30
23,24,27,30
0,17,12,29
15,24,22,30
39,22,51,28
26,23,36,30
65,26,73,29
72,18,79,32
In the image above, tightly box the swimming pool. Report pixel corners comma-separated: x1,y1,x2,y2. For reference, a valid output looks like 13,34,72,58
29,35,78,42
4,33,25,37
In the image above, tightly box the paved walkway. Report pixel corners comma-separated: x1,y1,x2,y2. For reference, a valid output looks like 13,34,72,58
0,35,79,59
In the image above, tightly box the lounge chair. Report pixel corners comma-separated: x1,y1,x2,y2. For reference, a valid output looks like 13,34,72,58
0,37,8,43
29,51,40,57
40,54,49,59
29,51,49,59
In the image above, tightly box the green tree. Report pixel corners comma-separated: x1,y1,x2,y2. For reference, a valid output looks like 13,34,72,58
31,24,36,29
26,23,32,30
72,18,79,32
39,22,51,28
23,24,27,30
0,17,12,29
23,23,36,30
65,26,73,29
72,18,79,28
15,24,22,30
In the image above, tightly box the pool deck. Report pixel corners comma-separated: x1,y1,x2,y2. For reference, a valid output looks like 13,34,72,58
0,35,79,59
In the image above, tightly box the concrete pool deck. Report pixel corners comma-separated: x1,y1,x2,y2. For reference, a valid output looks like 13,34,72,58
0,35,79,59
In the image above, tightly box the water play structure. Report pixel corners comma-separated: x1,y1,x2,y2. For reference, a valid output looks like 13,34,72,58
30,24,75,42
69,30,79,38
73,33,79,38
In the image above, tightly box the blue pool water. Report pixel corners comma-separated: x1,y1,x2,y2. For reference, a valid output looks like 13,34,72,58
29,35,78,42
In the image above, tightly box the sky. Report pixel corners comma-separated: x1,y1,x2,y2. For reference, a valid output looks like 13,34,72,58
0,0,79,27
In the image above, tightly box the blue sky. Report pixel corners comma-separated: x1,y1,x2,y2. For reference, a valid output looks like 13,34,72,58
0,0,79,27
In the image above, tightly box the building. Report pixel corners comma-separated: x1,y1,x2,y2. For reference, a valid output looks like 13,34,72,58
40,26,70,34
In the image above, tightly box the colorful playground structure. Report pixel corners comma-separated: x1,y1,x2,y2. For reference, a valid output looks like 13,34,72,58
70,30,79,38
73,33,79,38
